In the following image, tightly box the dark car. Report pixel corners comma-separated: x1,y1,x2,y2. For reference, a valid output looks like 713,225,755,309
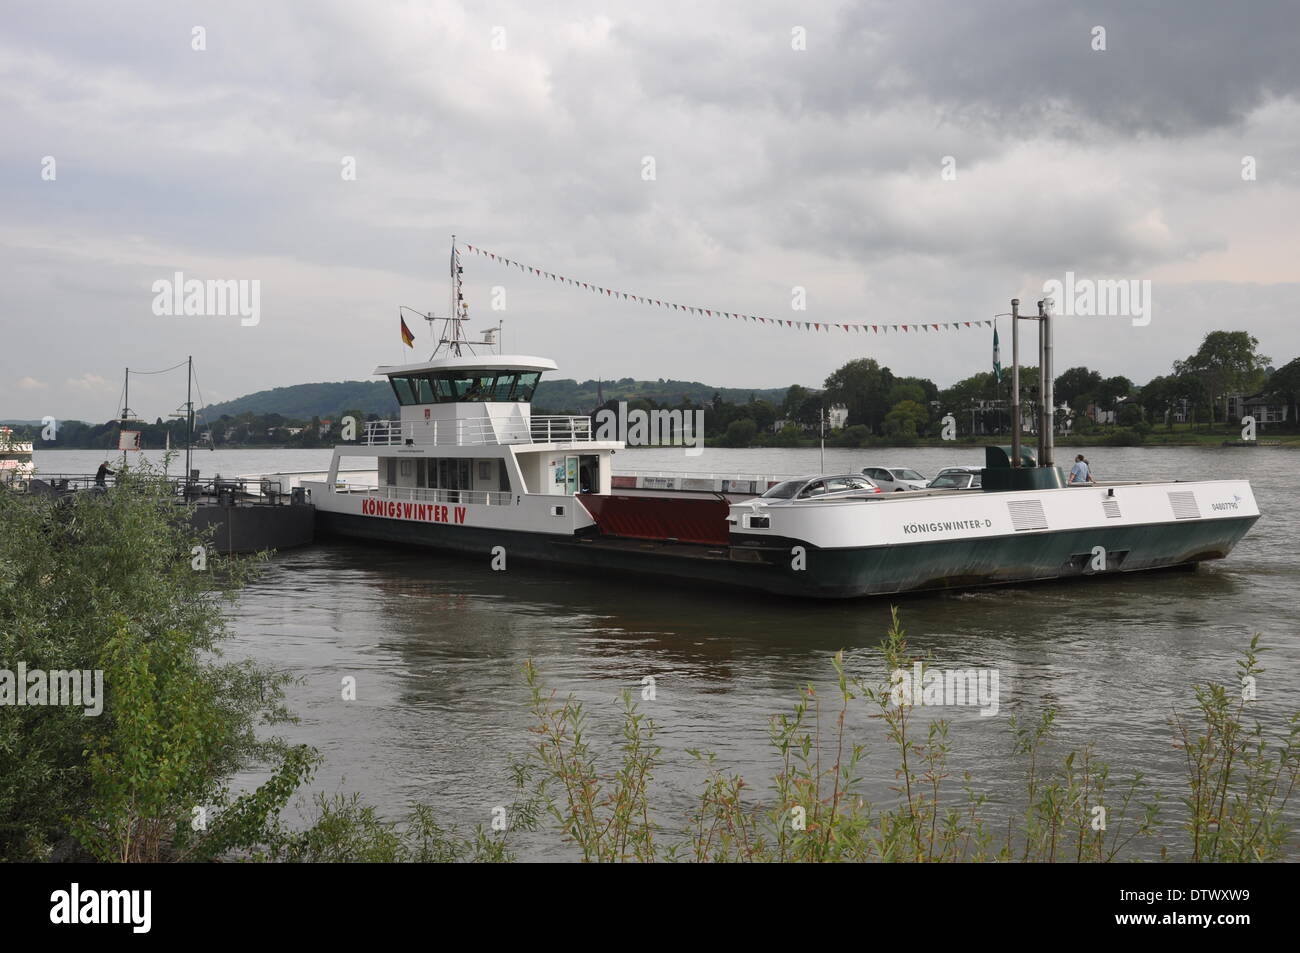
927,466,983,490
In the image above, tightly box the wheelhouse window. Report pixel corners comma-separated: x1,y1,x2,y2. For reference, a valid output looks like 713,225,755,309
387,370,544,404
511,372,540,401
389,376,417,406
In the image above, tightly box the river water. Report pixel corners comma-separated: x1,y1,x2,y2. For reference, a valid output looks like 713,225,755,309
35,445,1299,859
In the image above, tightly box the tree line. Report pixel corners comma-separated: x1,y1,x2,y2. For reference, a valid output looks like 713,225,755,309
696,329,1292,445
17,330,1294,449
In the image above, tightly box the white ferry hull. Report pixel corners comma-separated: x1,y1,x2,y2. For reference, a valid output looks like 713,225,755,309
308,479,1259,599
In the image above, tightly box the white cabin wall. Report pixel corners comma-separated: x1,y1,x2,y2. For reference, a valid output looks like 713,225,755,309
398,401,531,445
514,451,562,495
598,452,612,494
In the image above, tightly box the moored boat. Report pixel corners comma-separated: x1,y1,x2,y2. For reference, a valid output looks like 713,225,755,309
280,344,1258,599
0,427,35,486
259,269,1260,599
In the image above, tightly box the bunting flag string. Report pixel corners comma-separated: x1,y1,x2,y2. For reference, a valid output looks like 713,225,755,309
462,242,994,335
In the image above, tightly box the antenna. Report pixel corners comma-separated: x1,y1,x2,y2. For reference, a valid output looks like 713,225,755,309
398,237,487,359
416,235,478,358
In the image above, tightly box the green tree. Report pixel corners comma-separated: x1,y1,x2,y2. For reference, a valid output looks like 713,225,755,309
1117,402,1143,427
781,385,810,419
747,399,777,433
772,423,803,447
824,359,895,433
1174,331,1270,424
1264,357,1300,425
723,418,758,447
0,460,307,861
1096,376,1134,413
1054,366,1103,416
883,400,929,438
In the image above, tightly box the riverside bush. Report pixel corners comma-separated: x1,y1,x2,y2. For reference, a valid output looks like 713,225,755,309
0,461,309,861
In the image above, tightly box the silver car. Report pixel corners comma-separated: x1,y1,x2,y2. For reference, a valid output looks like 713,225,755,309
861,465,929,491
759,474,883,503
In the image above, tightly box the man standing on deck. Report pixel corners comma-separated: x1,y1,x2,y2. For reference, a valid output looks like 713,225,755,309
1068,454,1094,485
94,462,115,487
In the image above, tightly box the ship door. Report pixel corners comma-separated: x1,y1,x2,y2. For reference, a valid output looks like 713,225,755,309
564,455,580,495
578,454,599,493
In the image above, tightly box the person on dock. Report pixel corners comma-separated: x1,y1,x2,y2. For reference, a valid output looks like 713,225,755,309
1068,454,1094,485
94,462,116,487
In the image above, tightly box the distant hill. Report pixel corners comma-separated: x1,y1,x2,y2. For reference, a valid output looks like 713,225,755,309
200,378,794,419
201,381,397,419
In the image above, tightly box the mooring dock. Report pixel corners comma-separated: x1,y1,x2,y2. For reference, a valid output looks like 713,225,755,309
21,473,315,554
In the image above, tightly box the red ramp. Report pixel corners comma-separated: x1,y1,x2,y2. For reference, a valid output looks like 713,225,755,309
577,494,730,545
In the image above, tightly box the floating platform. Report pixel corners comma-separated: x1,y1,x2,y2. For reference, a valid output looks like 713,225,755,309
22,474,315,555
188,498,314,553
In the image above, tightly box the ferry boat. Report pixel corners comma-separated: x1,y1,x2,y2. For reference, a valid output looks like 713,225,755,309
281,293,1261,599
0,427,35,486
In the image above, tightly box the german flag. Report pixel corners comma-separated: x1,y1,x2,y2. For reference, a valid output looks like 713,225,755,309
400,317,415,348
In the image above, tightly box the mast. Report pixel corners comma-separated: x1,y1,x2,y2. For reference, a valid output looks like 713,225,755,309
1039,299,1054,467
1010,301,1020,468
186,355,194,483
122,366,130,467
422,236,474,358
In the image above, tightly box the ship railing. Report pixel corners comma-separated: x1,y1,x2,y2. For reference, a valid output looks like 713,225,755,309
611,470,794,494
360,484,513,506
20,472,304,504
363,416,596,447
528,416,594,444
237,468,375,493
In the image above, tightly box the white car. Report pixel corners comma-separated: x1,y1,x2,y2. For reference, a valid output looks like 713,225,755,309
861,465,928,491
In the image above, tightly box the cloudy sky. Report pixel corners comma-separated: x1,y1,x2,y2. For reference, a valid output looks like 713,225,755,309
2,0,1297,422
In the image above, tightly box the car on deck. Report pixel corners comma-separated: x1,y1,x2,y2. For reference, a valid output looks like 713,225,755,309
927,465,983,489
861,465,929,491
759,473,883,503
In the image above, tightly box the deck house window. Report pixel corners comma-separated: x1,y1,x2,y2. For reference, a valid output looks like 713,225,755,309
512,372,540,401
388,370,544,404
389,376,417,405
491,373,517,401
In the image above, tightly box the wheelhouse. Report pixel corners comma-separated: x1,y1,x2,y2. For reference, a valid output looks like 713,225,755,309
323,354,623,502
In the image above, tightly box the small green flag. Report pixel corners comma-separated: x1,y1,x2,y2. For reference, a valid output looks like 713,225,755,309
993,324,1002,383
